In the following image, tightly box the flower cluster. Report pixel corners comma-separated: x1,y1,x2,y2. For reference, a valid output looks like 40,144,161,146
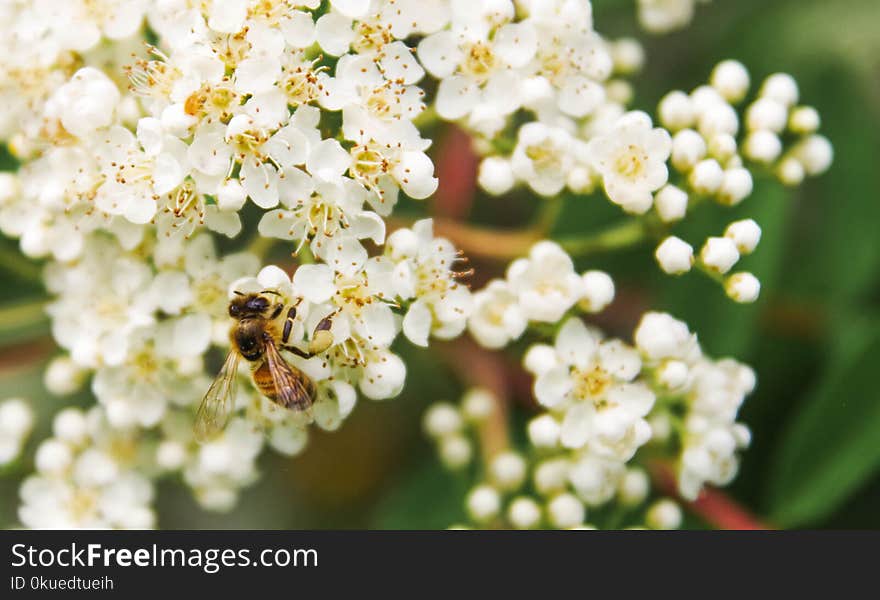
0,1,828,529
427,310,753,528
468,241,614,349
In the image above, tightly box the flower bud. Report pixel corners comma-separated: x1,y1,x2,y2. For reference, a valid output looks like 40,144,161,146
725,272,761,303
710,60,750,103
700,237,740,274
655,236,694,275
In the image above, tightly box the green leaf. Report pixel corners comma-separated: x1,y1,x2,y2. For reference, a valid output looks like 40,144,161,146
767,318,880,527
371,458,468,529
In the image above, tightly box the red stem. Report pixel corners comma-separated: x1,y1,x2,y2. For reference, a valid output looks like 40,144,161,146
650,462,773,530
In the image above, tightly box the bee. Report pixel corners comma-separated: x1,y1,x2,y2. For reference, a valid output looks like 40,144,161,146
194,290,335,441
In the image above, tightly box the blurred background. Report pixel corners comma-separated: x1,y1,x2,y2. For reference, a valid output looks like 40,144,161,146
1,0,879,529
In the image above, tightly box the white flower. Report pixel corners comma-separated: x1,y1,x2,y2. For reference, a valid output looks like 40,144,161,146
468,280,528,349
506,241,586,323
527,318,651,460
47,67,121,139
386,219,473,344
589,112,671,213
418,4,536,133
511,122,577,197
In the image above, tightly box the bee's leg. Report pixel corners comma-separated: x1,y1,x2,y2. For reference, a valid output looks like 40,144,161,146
281,344,314,359
281,306,297,344
308,310,338,355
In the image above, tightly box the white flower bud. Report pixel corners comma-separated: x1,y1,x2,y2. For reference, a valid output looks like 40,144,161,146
657,359,689,390
671,129,706,171
44,356,87,396
655,236,694,275
777,156,805,186
566,166,595,193
547,493,585,529
612,38,644,74
707,133,738,163
523,344,558,376
440,435,473,469
461,388,495,422
197,487,237,512
35,439,73,474
650,413,672,442
157,440,188,470
717,168,753,206
618,468,650,506
698,103,739,137
654,184,688,222
478,157,515,196
508,497,542,529
605,79,633,105
744,130,782,164
658,91,695,131
490,451,527,491
52,408,87,444
789,106,820,134
795,135,833,176
749,99,788,137
646,499,683,530
0,398,33,437
700,237,740,274
689,159,724,194
579,270,615,313
710,60,750,103
725,219,762,254
216,179,248,212
528,414,561,449
466,485,501,523
423,403,462,438
761,73,799,107
725,272,761,303
534,459,569,495
690,85,726,115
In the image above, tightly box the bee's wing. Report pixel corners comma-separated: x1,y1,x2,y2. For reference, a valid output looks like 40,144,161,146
194,350,240,442
263,335,314,411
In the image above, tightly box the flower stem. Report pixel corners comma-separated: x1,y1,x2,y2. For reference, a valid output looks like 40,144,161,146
557,219,649,257
649,461,772,530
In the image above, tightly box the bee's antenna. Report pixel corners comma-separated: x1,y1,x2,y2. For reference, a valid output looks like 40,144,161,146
233,290,245,296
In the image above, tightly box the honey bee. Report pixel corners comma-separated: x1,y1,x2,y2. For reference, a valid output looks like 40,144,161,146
194,290,334,441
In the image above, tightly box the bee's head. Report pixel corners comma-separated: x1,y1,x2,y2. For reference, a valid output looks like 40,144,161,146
229,291,275,319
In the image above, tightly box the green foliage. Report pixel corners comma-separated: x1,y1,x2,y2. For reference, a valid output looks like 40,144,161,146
767,318,880,526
